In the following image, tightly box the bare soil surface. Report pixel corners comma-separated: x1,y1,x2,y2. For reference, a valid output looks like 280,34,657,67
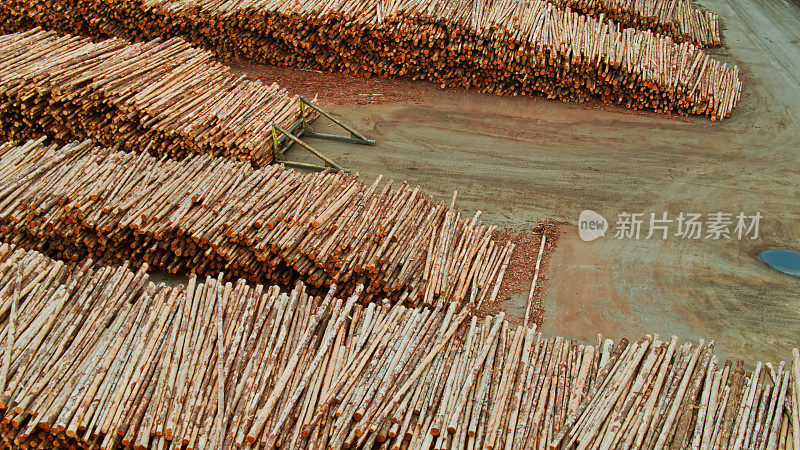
479,221,561,329
229,61,429,105
247,0,800,364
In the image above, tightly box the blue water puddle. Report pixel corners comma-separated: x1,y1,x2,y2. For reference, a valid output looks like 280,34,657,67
758,248,800,277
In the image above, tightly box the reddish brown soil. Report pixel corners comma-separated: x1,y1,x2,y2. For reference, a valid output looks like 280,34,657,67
228,60,428,105
477,220,561,329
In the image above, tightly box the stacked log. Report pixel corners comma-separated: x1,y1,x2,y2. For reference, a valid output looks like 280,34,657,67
0,138,512,307
0,244,794,449
0,0,740,119
0,29,307,166
552,0,721,47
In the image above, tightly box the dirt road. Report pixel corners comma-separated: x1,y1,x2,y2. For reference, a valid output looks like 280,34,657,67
268,0,800,363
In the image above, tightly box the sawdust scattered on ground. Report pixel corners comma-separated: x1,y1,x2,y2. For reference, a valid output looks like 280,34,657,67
477,220,561,329
228,60,427,105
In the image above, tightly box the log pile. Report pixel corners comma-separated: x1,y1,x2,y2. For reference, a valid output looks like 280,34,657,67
554,339,798,449
0,0,740,119
0,245,795,449
0,138,513,307
551,0,721,47
0,29,307,166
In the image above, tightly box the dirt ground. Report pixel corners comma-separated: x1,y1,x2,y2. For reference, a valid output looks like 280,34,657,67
243,0,800,364
481,222,561,327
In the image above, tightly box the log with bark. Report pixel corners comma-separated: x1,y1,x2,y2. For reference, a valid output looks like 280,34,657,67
0,29,308,166
0,137,512,308
551,0,721,47
0,244,790,449
0,0,739,119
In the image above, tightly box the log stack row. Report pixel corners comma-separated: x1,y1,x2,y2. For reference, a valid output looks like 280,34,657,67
554,338,799,449
0,29,307,166
0,0,740,119
0,138,513,307
551,0,721,47
0,245,796,449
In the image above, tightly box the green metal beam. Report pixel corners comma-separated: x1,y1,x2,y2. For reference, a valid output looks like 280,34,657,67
270,97,375,173
275,159,350,173
300,96,376,145
273,124,346,172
